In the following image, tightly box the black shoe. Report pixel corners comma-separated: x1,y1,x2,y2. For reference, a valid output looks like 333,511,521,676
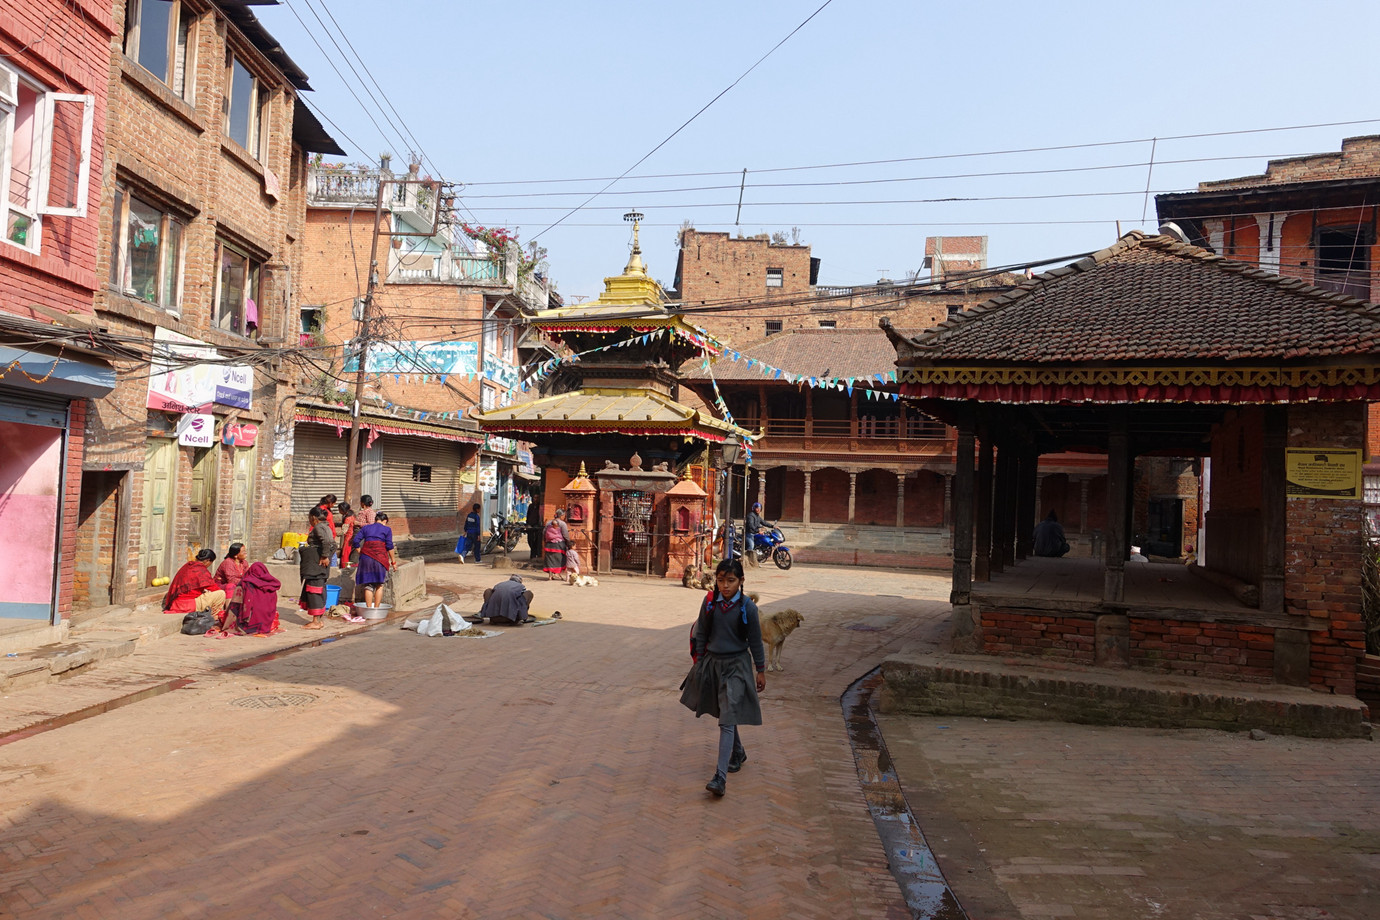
727,749,747,773
705,773,726,796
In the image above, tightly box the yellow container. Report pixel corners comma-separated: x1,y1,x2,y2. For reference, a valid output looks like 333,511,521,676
282,531,308,549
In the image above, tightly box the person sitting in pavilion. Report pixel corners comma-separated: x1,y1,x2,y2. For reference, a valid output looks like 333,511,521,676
1032,510,1070,558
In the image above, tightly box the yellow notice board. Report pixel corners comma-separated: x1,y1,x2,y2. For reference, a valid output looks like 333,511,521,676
1284,449,1362,499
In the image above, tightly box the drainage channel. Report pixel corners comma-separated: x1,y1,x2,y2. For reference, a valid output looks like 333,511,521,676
0,616,403,748
842,667,966,920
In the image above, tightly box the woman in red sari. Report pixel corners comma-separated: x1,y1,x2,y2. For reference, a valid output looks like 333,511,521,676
235,562,283,635
163,550,226,618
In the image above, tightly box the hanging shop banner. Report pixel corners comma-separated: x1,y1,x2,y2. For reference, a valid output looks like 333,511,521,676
176,413,216,447
1285,449,1362,499
477,458,498,494
147,329,254,413
517,448,537,476
484,434,517,456
343,340,478,376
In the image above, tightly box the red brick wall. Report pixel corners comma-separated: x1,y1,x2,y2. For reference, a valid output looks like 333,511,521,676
981,610,1095,662
1131,620,1275,682
905,470,945,527
1286,403,1366,695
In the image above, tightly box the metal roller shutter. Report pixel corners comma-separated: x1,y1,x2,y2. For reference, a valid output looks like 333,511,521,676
290,425,349,524
377,436,461,520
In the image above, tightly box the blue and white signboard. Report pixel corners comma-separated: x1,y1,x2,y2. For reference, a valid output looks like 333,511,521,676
344,340,478,376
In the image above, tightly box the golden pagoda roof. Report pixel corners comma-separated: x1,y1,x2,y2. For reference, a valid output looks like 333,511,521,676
471,386,747,443
531,217,689,329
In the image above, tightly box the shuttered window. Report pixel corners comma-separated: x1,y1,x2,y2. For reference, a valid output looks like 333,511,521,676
290,426,348,526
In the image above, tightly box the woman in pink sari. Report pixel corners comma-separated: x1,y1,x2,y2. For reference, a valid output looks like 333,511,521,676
236,562,283,636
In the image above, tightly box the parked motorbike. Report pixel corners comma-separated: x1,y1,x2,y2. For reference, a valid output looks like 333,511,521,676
482,513,526,555
732,522,793,570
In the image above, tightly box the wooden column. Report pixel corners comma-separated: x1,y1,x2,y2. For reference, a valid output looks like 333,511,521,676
1015,444,1038,560
943,472,953,527
896,472,905,528
847,470,857,524
975,433,994,581
1078,477,1089,534
804,389,814,441
802,469,812,526
757,385,767,436
952,419,975,605
993,442,1015,572
1260,405,1286,613
1104,411,1129,603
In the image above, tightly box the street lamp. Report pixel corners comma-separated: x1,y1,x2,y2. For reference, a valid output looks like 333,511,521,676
720,435,741,562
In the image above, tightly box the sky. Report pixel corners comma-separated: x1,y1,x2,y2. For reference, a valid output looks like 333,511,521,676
263,0,1380,302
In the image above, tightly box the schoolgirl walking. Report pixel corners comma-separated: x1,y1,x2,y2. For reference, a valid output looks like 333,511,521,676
679,558,766,796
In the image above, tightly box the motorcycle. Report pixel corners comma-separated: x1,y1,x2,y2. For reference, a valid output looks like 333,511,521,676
732,521,793,570
482,513,526,556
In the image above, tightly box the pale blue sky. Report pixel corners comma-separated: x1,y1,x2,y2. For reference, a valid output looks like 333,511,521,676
266,0,1380,301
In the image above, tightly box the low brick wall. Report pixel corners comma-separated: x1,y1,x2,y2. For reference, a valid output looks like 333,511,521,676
982,610,1095,662
878,656,1371,739
1131,619,1275,682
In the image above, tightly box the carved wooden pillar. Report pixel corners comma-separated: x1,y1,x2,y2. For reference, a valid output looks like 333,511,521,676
975,433,994,582
896,471,905,528
1079,477,1089,534
943,472,953,527
1104,410,1129,603
847,470,857,524
804,389,814,441
802,469,813,526
1260,405,1286,613
952,419,975,605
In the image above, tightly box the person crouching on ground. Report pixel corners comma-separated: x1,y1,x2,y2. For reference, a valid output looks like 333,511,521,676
564,542,583,585
679,558,766,797
163,549,227,620
299,505,336,629
353,511,399,613
1032,510,1070,558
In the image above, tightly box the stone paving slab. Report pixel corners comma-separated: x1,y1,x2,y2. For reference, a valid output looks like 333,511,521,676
0,562,937,919
881,713,1380,920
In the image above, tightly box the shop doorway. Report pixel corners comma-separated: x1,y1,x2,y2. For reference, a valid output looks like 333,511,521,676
228,445,255,546
189,446,218,553
0,420,63,621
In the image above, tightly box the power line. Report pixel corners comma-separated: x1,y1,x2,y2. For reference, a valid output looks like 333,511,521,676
529,0,837,241
464,117,1380,187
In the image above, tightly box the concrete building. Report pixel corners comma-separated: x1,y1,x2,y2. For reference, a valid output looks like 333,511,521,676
294,158,555,550
75,0,341,608
0,1,120,641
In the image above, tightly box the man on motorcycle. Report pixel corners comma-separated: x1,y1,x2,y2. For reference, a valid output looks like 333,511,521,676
744,502,764,566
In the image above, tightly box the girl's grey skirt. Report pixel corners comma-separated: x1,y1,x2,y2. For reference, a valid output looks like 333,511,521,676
679,650,762,726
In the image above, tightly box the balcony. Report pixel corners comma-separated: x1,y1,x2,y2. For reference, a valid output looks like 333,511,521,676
390,250,508,286
751,415,952,455
306,164,437,229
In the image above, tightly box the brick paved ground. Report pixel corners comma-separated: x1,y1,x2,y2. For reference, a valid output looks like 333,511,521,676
0,561,943,919
1,559,1375,919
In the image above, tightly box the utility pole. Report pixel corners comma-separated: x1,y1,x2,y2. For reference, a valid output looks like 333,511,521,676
344,177,387,505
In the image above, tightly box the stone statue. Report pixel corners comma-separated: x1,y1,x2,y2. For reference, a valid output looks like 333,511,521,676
629,452,643,470
603,460,620,471
652,461,670,472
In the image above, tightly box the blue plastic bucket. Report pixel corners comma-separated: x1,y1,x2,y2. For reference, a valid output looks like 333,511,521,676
324,584,341,607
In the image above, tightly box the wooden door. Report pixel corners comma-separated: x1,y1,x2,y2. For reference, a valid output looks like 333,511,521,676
188,446,218,552
140,438,177,583
229,445,255,546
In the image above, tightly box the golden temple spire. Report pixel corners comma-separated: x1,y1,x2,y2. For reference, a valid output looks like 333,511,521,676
578,461,588,477
623,211,646,277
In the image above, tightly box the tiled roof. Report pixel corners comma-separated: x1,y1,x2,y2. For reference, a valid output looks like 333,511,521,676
889,232,1380,365
471,387,745,440
682,328,916,381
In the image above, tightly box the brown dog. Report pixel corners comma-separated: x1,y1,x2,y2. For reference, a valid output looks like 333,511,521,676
759,608,803,672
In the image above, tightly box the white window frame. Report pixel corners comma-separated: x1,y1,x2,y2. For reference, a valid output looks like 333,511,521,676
0,64,94,253
766,267,784,288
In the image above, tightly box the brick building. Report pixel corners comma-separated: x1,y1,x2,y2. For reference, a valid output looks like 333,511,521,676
891,231,1378,695
294,158,555,550
0,1,119,641
670,229,1023,347
1156,134,1380,515
73,0,341,608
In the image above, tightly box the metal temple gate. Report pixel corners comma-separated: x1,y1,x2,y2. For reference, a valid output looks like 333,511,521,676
612,490,653,570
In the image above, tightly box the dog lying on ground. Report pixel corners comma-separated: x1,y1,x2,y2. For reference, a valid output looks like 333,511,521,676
569,574,599,587
759,608,803,672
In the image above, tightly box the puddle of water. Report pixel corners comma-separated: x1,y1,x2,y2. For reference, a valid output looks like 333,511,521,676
842,669,967,920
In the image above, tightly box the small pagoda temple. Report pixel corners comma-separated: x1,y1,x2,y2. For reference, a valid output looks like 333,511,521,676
472,218,747,575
